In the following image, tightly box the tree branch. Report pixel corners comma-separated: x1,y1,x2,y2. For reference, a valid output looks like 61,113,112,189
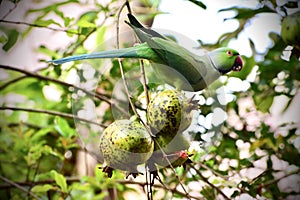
0,106,107,128
0,176,204,200
0,19,81,35
0,175,41,200
118,180,204,200
0,74,27,91
0,64,109,102
189,164,231,200
0,1,19,20
0,64,130,117
0,177,80,189
261,168,300,188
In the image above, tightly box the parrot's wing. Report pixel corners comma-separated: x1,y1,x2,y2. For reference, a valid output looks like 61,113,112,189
126,15,196,69
126,14,171,64
127,13,167,40
126,14,221,91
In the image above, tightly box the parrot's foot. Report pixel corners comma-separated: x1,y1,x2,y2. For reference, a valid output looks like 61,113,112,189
126,171,143,179
99,165,114,178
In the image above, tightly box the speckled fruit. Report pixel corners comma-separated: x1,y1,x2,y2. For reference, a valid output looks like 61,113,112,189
281,11,300,49
147,90,197,136
148,133,190,168
99,119,154,173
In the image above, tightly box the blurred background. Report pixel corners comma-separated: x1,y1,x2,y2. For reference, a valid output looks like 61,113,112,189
0,0,299,199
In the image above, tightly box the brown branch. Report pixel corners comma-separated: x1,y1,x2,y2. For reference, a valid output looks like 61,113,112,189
0,1,19,20
115,1,142,121
0,106,107,128
0,176,204,200
140,60,150,106
0,64,110,103
261,168,300,188
0,74,27,91
0,175,41,200
0,19,81,35
198,162,229,181
0,65,130,117
189,164,231,200
0,177,80,189
117,180,204,200
0,66,47,91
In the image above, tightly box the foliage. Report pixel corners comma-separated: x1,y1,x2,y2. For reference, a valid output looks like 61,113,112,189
0,0,299,200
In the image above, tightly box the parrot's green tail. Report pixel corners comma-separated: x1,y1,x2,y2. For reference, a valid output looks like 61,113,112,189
48,45,147,65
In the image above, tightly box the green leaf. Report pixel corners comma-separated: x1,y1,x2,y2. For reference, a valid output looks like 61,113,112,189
31,184,54,193
95,26,107,47
54,116,76,138
186,0,206,9
31,127,53,142
220,6,274,20
253,94,273,113
76,11,98,28
1,29,19,51
50,170,68,193
35,19,61,27
0,35,6,43
64,17,74,27
37,45,60,58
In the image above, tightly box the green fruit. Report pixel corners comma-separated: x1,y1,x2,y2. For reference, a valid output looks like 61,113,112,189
147,90,197,136
99,119,154,174
281,11,300,49
149,133,190,168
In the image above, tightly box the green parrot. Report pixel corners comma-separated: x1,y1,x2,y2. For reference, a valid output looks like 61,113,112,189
49,14,243,91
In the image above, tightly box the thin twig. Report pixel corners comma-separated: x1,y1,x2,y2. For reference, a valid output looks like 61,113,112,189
0,176,203,200
261,168,300,188
6,122,41,129
118,180,204,200
115,1,141,119
0,19,81,35
0,1,19,20
0,175,41,200
189,164,231,200
0,74,28,91
153,138,192,199
0,177,80,189
198,162,229,181
66,27,96,56
0,106,107,128
0,66,48,91
65,11,111,56
0,65,129,117
0,65,110,103
140,57,150,106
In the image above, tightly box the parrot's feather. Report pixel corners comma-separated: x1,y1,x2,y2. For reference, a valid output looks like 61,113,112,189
127,13,166,40
48,43,155,65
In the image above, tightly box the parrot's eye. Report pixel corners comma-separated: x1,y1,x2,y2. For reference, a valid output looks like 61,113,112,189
226,50,233,56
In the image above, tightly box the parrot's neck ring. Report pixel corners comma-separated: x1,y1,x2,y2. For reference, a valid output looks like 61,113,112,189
208,54,232,75
208,55,224,74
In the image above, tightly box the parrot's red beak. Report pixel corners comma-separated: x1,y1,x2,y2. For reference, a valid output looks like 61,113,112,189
233,55,243,71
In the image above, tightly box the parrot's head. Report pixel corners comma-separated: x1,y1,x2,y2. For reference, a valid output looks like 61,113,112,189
208,47,243,74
